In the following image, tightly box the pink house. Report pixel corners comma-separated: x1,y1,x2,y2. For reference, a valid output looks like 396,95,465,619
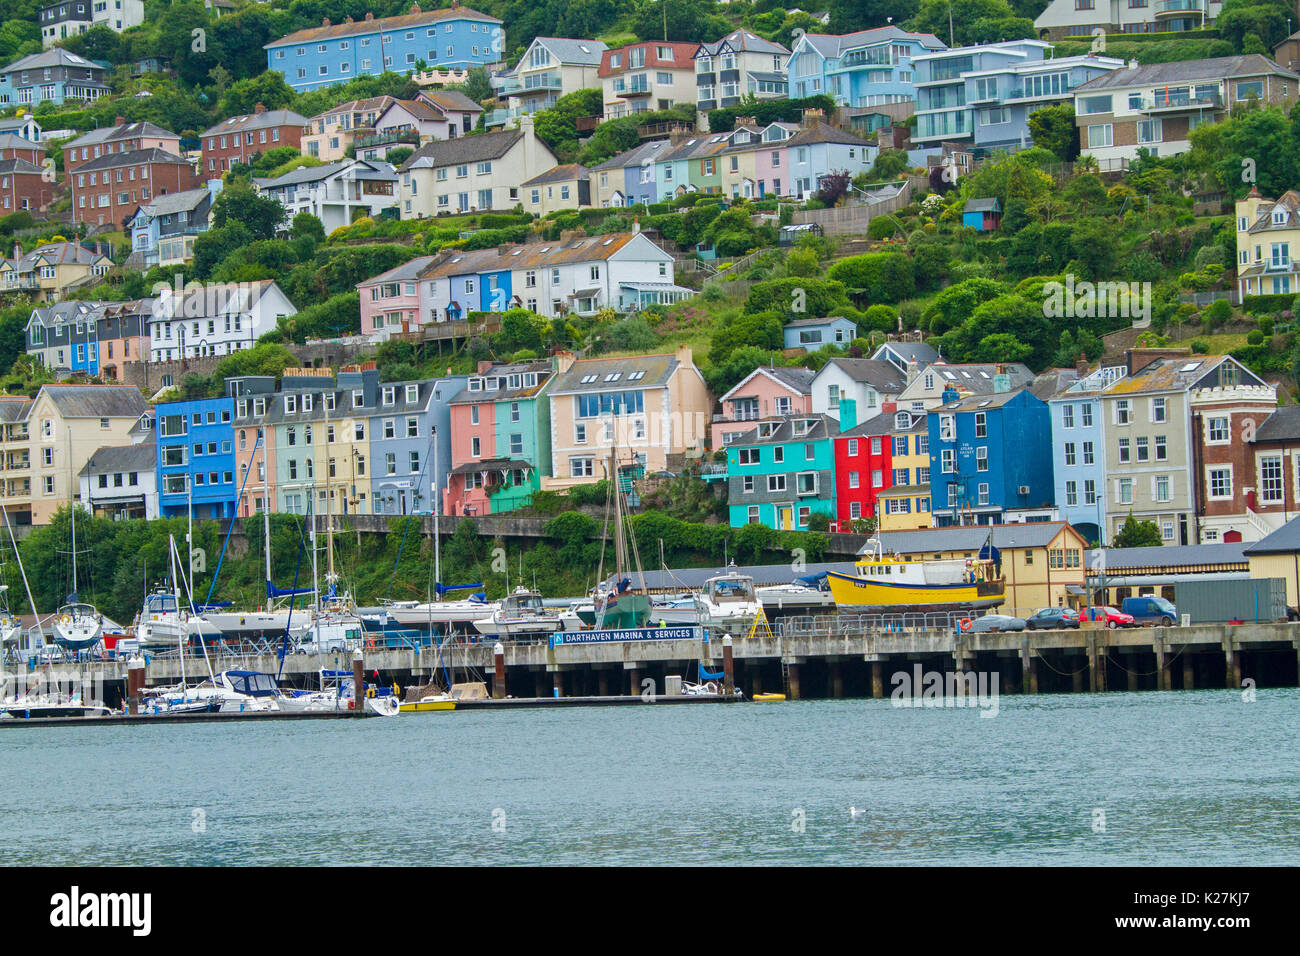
443,368,499,516
711,365,815,448
753,123,798,198
357,256,433,342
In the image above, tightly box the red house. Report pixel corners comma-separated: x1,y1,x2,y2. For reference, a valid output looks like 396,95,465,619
202,104,307,176
831,398,893,529
0,158,51,213
0,134,44,166
71,148,199,229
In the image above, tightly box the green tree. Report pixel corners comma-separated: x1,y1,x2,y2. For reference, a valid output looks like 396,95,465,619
1111,514,1164,549
1027,102,1079,162
211,186,284,240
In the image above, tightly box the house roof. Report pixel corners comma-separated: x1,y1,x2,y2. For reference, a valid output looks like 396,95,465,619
598,41,700,76
1029,368,1079,399
135,186,212,219
39,384,147,419
0,158,42,175
522,163,588,186
965,198,1001,212
838,409,925,438
1253,404,1300,443
359,255,436,286
398,129,525,171
417,89,483,114
1074,54,1297,92
873,341,939,366
590,138,672,171
79,441,157,476
265,6,500,48
419,232,655,279
1244,516,1300,555
153,279,282,320
531,37,609,66
383,98,447,123
796,27,946,60
718,365,815,402
1093,543,1249,569
727,412,838,446
785,315,855,329
74,147,192,173
0,134,42,151
201,108,307,138
697,29,790,57
820,358,906,393
921,362,1036,394
2,49,102,74
782,122,872,149
64,120,178,151
549,351,688,394
18,242,110,270
1103,355,1260,395
1243,189,1300,234
940,386,1038,411
310,96,398,121
448,360,552,404
255,158,394,189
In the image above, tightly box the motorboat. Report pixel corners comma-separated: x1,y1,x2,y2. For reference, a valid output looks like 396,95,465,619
0,690,114,719
280,669,399,716
472,587,564,639
756,576,835,612
375,595,498,630
133,587,222,650
656,570,764,632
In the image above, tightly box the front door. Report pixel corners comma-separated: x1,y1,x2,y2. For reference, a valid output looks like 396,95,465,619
775,506,792,530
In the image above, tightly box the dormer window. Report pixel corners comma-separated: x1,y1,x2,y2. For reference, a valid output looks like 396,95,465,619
485,377,499,390
1274,209,1287,225
406,384,418,403
352,389,363,408
468,378,482,391
382,386,395,405
895,412,910,430
285,395,297,414
303,394,313,413
758,422,776,439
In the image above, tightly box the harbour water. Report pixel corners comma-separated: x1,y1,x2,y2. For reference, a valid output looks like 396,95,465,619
3,689,1297,866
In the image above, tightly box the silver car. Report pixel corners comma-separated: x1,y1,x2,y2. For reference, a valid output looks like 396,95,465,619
970,614,1026,633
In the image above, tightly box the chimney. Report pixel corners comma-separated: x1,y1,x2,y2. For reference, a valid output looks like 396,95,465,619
364,12,374,21
905,357,919,385
476,360,495,375
941,384,960,404
321,17,330,26
675,344,694,368
632,217,640,234
882,401,897,415
345,16,353,23
800,108,825,128
254,102,266,115
993,364,1011,393
1075,352,1089,378
553,350,576,375
410,2,421,13
669,127,690,146
559,228,581,244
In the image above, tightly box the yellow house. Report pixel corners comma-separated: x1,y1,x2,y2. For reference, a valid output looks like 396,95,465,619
718,122,764,200
16,384,148,525
522,164,590,215
1235,187,1300,298
543,346,711,492
1243,516,1300,605
1,241,112,303
875,521,1089,617
872,409,932,531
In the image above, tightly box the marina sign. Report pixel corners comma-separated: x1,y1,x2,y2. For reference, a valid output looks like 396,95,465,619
550,626,704,647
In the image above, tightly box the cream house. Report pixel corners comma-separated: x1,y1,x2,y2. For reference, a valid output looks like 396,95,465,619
1235,186,1300,297
522,164,590,215
499,37,607,120
543,346,711,491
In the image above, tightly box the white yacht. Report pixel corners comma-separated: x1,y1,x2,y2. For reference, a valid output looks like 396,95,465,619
133,588,223,649
472,587,564,639
656,570,764,632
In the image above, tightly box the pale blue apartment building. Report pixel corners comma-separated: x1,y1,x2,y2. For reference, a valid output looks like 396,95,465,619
786,26,947,107
1047,365,1126,546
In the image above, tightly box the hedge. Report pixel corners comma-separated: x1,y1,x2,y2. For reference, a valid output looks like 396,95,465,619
1242,294,1293,314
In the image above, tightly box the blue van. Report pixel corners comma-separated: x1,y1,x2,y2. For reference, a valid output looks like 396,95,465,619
1121,595,1178,626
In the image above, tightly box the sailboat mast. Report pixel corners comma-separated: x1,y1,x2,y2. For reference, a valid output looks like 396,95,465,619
170,534,186,689
68,429,77,597
325,397,334,594
433,423,440,602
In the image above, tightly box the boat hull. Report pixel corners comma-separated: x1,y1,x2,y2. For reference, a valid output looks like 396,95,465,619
825,570,1004,612
398,699,456,713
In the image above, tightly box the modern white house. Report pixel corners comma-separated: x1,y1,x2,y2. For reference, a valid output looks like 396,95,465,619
493,37,608,124
252,158,398,232
809,358,908,425
147,279,297,361
396,116,557,217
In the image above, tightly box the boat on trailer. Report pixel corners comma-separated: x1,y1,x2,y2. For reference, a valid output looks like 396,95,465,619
824,538,1005,612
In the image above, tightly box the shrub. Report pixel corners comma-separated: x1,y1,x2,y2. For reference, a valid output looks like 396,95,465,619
1247,329,1265,345
1189,338,1209,354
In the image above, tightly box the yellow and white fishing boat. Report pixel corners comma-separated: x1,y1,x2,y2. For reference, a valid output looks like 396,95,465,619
826,539,1005,611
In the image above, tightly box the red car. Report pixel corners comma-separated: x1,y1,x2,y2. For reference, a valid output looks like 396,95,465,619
1083,606,1136,628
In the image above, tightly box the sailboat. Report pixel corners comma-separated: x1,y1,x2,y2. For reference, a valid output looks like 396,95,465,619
52,489,102,651
136,536,222,716
575,423,651,631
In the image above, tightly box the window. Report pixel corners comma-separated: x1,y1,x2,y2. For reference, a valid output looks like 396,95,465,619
767,475,786,493
1260,455,1284,504
1207,467,1232,500
1061,405,1074,429
1081,404,1093,428
1066,481,1078,506
1151,397,1166,423
941,449,954,473
1206,416,1229,443
974,413,986,438
1064,442,1076,467
1118,438,1130,463
1155,435,1167,461
1136,436,1149,462
939,415,955,441
1117,477,1133,505
1115,400,1130,425
976,447,988,472
1154,475,1171,503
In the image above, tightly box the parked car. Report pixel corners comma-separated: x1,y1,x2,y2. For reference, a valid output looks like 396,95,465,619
1082,606,1136,629
1121,595,1178,627
969,614,1026,633
1025,607,1080,630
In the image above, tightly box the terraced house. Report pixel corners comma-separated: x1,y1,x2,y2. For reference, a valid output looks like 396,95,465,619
589,139,670,208
711,366,815,450
155,396,237,519
397,119,555,216
857,407,932,532
70,147,199,229
725,412,838,530
599,40,700,120
202,104,307,175
1074,54,1300,168
265,4,505,94
367,374,464,515
443,360,553,516
228,375,277,517
810,357,907,426
694,29,789,112
1234,186,1300,297
148,279,296,361
4,241,112,304
786,26,946,107
928,386,1054,527
545,347,711,492
1048,364,1126,546
62,118,180,172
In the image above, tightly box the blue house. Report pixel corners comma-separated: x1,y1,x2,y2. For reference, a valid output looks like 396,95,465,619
786,26,947,107
0,49,109,107
367,375,466,515
784,316,857,351
590,139,669,208
928,386,1054,526
156,397,238,519
264,6,505,94
962,198,1001,231
1048,365,1126,546
911,40,1124,149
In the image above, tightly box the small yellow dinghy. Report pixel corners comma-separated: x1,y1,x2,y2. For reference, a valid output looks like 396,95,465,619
752,693,786,702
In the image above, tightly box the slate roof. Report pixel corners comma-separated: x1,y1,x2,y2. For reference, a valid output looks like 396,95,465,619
1074,54,1297,91
940,386,1039,411
398,129,524,171
358,255,436,286
873,341,939,367
254,158,394,189
417,90,483,113
530,37,608,66
0,158,42,175
201,108,307,138
1253,404,1300,443
871,521,1075,556
2,49,101,74
838,409,925,438
0,134,42,152
782,123,872,148
785,315,855,328
18,242,109,269
1103,355,1260,395
41,385,147,419
796,27,946,60
697,29,790,57
726,412,838,446
265,7,500,48
135,187,211,218
448,361,552,404
924,362,1035,394
549,352,686,394
419,233,652,279
1243,517,1300,555
522,163,589,186
1091,543,1250,568
80,442,157,476
821,358,907,393
64,121,178,151
74,147,191,172
589,138,671,171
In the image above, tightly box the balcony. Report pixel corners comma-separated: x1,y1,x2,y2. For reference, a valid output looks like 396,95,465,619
1005,86,1070,103
1155,0,1206,15
420,316,503,342
1140,92,1222,112
501,73,562,96
353,128,421,150
617,79,652,98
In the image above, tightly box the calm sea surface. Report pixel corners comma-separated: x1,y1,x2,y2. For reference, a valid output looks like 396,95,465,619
3,689,1297,865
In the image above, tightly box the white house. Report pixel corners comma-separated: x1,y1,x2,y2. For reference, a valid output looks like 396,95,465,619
496,37,608,121
148,279,297,361
809,358,908,424
417,231,692,322
77,438,158,520
252,159,398,232
396,116,557,217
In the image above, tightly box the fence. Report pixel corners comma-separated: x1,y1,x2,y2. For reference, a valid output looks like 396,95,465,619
790,180,914,236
